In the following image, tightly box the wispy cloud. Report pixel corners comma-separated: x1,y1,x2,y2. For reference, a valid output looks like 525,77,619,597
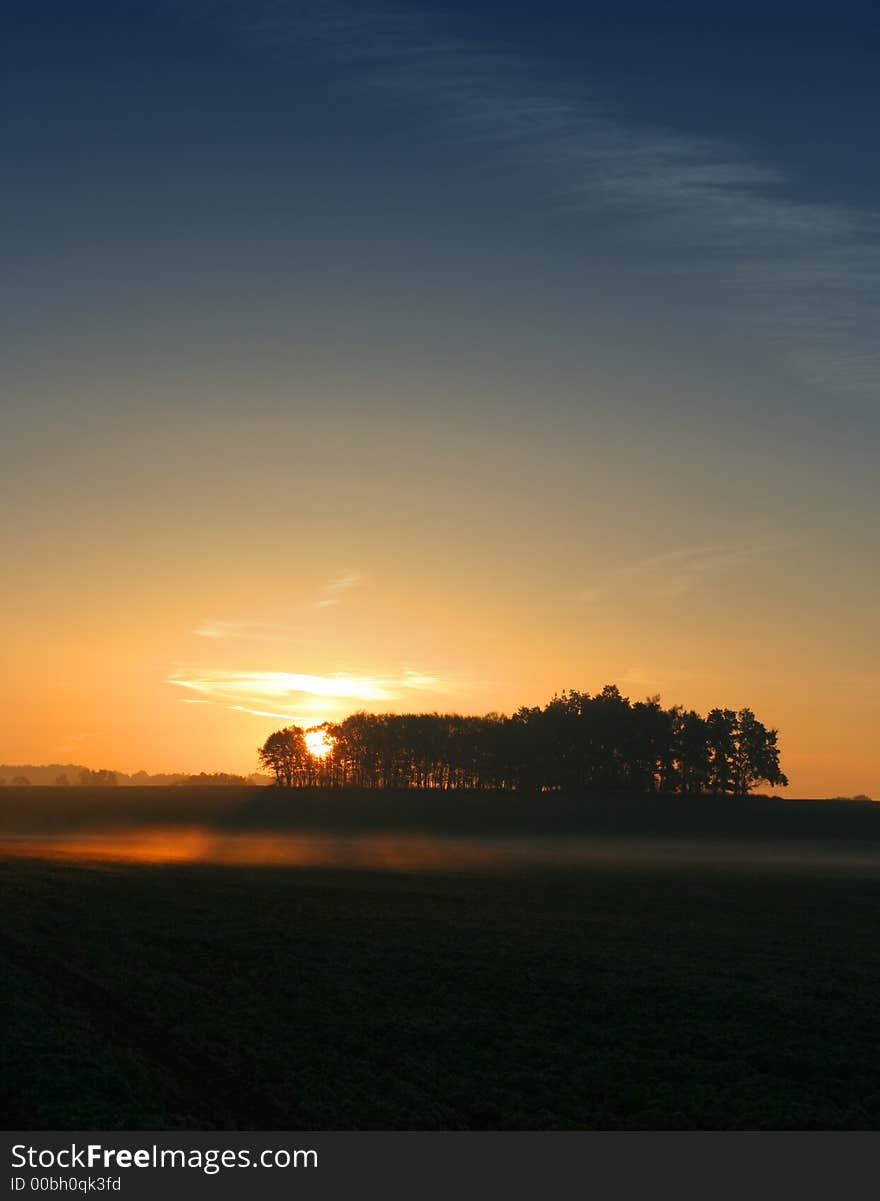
53,732,93,755
581,543,782,603
400,670,439,690
194,619,303,642
168,665,445,724
212,0,879,400
192,574,362,641
228,705,318,721
312,574,362,609
170,669,396,703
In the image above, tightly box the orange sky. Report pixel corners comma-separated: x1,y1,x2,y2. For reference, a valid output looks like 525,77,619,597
0,398,876,797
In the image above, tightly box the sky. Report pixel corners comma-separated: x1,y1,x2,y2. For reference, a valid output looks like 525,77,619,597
2,0,878,796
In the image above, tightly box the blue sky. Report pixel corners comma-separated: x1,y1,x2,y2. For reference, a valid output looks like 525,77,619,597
5,0,878,411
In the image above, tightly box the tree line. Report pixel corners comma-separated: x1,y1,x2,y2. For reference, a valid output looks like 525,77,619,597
0,769,252,787
258,685,789,795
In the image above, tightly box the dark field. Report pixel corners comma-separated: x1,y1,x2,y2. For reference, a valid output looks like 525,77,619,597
3,784,880,841
3,787,880,1129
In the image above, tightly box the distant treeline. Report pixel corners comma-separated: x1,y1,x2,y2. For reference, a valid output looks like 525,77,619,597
258,685,789,795
0,767,267,787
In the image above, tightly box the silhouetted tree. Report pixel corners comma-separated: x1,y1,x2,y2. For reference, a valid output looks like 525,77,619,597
257,687,789,795
77,768,118,787
706,709,737,793
669,708,711,793
730,708,788,794
258,727,309,786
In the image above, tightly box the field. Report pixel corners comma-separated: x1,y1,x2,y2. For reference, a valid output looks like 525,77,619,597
3,787,880,1130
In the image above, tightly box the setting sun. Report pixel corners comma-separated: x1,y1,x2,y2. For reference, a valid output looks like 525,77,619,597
305,728,335,759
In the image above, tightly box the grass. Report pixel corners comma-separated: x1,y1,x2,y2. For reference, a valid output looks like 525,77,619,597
4,845,880,1129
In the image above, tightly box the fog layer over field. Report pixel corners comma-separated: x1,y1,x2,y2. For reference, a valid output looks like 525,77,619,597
2,786,880,871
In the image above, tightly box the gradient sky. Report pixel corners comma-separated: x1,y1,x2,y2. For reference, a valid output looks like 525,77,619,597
2,0,878,796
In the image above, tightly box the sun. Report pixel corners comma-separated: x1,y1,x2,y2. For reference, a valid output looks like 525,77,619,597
304,728,334,759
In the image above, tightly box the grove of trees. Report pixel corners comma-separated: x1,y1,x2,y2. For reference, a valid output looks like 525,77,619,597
258,685,789,795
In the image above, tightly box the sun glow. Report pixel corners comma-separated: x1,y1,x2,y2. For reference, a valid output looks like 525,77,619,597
305,728,334,759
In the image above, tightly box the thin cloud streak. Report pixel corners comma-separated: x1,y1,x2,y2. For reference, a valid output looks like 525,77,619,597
194,619,303,642
228,705,316,722
400,670,440,690
167,667,446,724
169,670,398,703
212,0,879,400
581,543,784,603
193,575,362,640
53,732,93,755
168,665,485,736
312,573,362,609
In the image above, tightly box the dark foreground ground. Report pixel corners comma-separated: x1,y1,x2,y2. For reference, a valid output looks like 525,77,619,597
4,846,880,1129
